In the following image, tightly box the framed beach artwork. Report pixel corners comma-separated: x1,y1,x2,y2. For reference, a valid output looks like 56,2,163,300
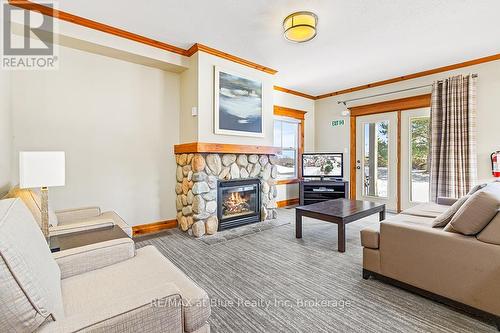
214,67,264,137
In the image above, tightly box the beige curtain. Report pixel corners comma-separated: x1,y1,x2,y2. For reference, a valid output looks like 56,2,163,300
430,74,477,201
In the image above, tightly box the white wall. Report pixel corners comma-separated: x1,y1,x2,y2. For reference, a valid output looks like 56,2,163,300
0,70,12,195
196,52,275,146
273,90,315,202
315,60,500,184
11,46,181,226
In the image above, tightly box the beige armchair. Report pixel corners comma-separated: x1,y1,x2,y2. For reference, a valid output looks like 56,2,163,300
3,186,132,237
0,198,211,333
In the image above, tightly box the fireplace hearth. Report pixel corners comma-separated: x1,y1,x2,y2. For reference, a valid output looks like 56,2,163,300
217,179,260,230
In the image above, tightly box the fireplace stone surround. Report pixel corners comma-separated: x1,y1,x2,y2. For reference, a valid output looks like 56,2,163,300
175,152,278,237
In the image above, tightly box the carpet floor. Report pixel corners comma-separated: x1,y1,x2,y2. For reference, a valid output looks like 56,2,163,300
136,208,496,333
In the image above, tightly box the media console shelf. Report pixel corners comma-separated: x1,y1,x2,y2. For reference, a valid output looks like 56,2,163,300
299,179,349,205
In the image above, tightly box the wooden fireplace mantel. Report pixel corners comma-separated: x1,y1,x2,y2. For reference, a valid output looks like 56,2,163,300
174,142,280,154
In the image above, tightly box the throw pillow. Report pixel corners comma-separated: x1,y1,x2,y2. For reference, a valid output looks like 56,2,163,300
476,211,500,245
443,222,458,233
450,190,500,235
467,183,487,195
432,195,470,228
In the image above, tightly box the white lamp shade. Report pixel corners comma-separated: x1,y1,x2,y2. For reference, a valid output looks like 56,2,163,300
19,151,66,189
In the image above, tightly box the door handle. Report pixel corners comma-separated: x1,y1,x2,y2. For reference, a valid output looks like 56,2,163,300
356,166,361,170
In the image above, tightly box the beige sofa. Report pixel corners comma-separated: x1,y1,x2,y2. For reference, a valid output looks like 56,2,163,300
3,186,132,237
361,187,500,329
0,198,211,332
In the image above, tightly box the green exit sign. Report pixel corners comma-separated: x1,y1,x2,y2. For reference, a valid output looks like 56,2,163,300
331,119,345,127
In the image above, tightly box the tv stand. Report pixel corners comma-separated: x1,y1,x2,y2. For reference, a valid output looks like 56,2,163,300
299,179,349,206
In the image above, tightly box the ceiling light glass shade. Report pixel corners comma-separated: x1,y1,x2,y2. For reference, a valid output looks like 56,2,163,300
283,11,318,43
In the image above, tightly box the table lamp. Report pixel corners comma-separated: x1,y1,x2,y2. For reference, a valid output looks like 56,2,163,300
19,151,65,242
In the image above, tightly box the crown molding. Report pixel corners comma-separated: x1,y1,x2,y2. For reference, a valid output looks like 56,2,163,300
10,1,500,98
188,43,277,74
315,54,500,100
8,0,277,74
273,86,316,100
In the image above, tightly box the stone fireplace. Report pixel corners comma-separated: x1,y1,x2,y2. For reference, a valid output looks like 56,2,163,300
175,148,278,237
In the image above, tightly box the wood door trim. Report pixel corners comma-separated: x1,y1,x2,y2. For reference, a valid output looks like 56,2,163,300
349,116,357,199
349,94,431,116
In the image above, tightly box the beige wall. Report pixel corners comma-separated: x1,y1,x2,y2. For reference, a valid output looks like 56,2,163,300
179,53,199,143
196,52,275,146
11,46,181,226
273,90,315,202
315,59,500,184
0,70,12,195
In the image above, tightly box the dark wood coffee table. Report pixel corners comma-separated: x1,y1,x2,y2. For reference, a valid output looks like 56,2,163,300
49,225,130,253
295,199,386,253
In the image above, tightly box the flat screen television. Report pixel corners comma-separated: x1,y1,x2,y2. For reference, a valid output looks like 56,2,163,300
302,153,343,178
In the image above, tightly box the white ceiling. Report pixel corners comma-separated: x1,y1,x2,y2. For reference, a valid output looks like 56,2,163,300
54,0,500,96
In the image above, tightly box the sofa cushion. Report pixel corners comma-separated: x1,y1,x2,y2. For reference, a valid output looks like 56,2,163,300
360,227,380,249
61,245,210,333
450,190,499,235
0,199,64,332
386,212,436,227
432,195,470,228
476,211,500,245
401,202,449,219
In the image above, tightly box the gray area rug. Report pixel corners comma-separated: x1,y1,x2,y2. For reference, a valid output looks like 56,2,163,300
136,208,495,333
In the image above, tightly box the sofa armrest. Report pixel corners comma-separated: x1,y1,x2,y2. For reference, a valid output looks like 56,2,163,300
55,206,101,224
38,284,183,333
360,227,380,249
54,238,135,279
436,197,458,206
49,218,114,236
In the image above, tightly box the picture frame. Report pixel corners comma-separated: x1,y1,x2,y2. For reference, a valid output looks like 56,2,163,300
214,67,264,137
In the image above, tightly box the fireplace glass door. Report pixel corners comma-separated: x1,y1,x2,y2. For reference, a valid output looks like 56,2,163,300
217,179,260,230
221,185,258,219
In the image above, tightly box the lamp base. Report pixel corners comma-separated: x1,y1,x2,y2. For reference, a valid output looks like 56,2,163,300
41,187,50,244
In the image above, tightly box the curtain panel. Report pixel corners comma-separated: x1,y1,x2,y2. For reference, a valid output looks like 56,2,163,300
430,74,477,201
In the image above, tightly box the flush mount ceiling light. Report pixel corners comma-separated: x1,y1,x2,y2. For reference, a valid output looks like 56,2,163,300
283,11,318,43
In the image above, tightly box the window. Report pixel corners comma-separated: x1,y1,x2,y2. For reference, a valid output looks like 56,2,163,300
274,118,299,180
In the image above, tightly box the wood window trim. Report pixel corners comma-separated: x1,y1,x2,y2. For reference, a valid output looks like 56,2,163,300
273,106,306,184
349,94,431,212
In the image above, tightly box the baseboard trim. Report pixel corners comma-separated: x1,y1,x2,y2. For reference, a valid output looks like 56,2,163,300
363,269,500,330
277,198,299,208
132,219,177,237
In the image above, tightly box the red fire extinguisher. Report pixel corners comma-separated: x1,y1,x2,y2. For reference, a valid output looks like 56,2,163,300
492,151,500,178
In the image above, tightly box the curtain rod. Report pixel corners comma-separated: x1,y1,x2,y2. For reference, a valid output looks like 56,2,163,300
337,73,478,106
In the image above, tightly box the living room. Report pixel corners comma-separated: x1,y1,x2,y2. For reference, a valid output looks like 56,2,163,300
1,1,500,332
